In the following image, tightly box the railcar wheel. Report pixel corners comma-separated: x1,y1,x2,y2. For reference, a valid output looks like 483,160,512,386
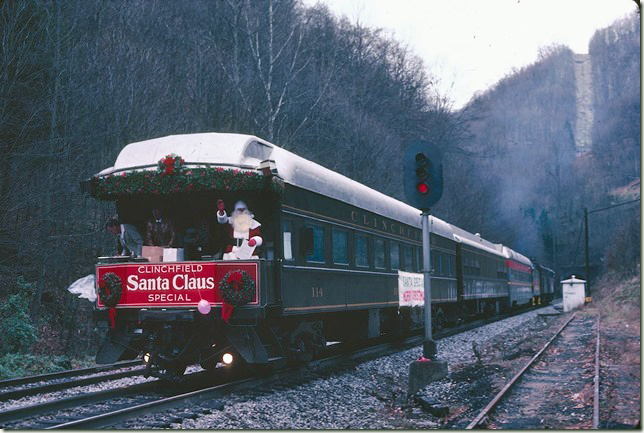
288,322,325,363
432,308,446,331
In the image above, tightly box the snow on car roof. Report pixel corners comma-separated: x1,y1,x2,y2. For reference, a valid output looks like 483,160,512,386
96,132,454,237
449,224,506,258
502,246,533,266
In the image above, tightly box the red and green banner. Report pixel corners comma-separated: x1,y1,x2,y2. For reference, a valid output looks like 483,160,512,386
95,261,259,308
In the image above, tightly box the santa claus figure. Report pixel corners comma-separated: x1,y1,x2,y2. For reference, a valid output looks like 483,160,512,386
216,199,263,260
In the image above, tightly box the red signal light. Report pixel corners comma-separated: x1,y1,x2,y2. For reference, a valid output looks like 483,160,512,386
417,182,429,194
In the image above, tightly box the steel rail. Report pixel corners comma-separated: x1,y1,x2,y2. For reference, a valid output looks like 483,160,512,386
593,314,600,429
47,336,427,430
0,378,159,426
0,359,142,388
0,369,219,427
0,367,145,401
47,374,264,429
466,312,577,429
2,336,419,428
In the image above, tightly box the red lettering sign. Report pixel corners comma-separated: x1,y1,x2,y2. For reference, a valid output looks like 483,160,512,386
506,260,531,273
96,261,259,308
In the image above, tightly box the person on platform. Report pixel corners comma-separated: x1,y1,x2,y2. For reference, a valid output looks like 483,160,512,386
105,218,143,257
216,199,262,260
145,207,175,247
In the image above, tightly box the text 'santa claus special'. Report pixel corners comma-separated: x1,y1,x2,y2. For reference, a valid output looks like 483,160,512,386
96,261,258,307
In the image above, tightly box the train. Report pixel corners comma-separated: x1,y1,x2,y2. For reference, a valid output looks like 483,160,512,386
82,132,556,379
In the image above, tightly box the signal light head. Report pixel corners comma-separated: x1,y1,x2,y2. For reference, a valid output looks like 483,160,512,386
404,141,443,209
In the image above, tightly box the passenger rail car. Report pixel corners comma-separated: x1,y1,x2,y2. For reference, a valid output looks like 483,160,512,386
532,263,556,304
82,132,554,378
504,247,534,307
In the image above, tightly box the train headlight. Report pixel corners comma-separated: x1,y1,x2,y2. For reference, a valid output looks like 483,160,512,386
143,353,151,363
222,352,234,365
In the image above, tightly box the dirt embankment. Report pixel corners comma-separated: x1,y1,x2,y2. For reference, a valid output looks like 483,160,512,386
593,266,640,428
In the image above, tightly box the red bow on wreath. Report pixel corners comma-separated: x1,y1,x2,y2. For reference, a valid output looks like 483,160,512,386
222,271,242,322
228,271,243,287
162,156,175,175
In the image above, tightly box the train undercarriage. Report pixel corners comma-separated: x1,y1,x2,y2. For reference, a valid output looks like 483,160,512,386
96,306,422,380
95,296,539,380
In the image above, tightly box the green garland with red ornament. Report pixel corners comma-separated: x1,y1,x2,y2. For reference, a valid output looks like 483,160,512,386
90,154,283,199
157,153,185,176
219,270,256,322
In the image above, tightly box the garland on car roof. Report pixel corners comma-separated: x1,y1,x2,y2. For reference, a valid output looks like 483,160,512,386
90,154,284,199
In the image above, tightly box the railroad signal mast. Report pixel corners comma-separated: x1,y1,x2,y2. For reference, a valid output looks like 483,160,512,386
403,141,443,359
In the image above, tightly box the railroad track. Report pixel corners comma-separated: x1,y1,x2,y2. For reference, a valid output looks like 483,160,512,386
0,361,145,402
0,304,551,430
1,334,420,430
466,311,600,429
0,368,231,429
0,359,142,389
48,336,433,430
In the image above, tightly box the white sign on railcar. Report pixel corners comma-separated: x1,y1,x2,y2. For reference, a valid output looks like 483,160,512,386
398,271,424,307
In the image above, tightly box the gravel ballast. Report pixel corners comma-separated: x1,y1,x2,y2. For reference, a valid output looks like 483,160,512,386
125,305,563,429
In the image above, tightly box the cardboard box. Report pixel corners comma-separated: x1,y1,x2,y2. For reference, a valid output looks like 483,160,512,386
163,248,185,262
142,246,164,262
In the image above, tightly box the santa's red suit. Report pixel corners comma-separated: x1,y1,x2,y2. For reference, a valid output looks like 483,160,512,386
217,201,263,260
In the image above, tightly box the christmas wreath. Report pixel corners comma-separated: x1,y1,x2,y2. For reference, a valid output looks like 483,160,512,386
219,270,256,306
157,154,185,176
98,273,123,307
98,272,122,329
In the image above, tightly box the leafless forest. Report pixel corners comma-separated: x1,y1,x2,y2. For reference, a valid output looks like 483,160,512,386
0,1,639,367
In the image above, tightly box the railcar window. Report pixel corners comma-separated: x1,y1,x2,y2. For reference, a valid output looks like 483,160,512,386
497,264,507,279
433,251,439,274
306,224,325,263
332,229,349,265
403,245,414,271
355,233,369,267
282,220,295,261
374,237,386,269
390,242,400,270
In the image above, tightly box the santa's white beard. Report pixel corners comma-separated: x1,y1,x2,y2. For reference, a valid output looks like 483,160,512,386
231,211,253,232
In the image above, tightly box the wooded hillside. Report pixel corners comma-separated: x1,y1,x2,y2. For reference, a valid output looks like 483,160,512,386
440,12,640,281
